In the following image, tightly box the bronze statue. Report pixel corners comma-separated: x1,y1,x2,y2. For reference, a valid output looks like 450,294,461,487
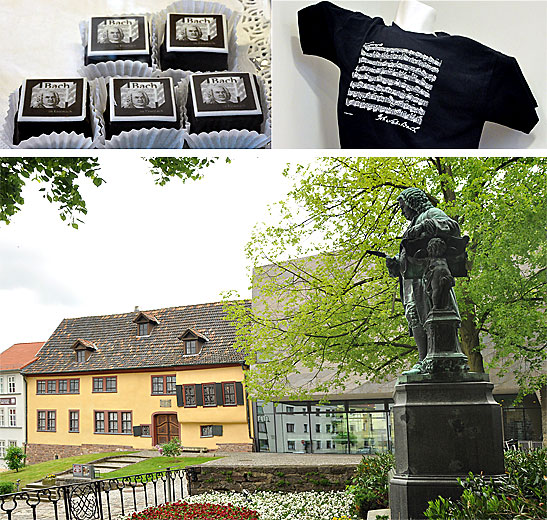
386,187,468,375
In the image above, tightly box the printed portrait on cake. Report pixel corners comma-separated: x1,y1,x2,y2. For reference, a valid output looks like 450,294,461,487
109,78,177,123
201,78,243,105
167,14,227,51
30,82,77,110
88,16,149,58
175,17,217,42
120,83,162,110
97,19,139,44
191,73,262,117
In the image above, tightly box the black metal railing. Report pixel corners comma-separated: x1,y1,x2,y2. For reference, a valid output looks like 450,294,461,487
0,467,197,520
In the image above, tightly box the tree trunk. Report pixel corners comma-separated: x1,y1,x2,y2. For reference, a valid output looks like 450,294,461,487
459,312,485,373
538,384,547,447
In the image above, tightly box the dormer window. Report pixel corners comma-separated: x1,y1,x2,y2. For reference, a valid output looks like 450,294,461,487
138,323,149,337
133,312,159,337
72,339,97,363
178,328,209,356
185,340,197,355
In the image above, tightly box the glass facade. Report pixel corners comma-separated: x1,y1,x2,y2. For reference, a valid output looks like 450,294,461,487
256,394,541,453
256,400,393,454
495,394,542,441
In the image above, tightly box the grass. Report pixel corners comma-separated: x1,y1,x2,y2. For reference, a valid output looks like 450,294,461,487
0,451,136,489
99,456,216,480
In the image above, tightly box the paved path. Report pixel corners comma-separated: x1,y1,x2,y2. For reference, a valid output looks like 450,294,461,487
202,451,363,467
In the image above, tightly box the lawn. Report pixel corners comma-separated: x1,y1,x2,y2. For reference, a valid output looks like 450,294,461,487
0,451,136,488
100,456,216,480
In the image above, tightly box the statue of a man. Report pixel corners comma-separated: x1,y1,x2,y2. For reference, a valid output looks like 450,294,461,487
386,188,463,374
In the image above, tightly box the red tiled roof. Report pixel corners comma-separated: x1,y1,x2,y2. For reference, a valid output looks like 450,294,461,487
0,342,45,371
22,301,250,375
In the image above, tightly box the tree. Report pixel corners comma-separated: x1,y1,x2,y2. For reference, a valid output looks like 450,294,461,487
4,445,26,472
0,157,224,228
226,157,547,413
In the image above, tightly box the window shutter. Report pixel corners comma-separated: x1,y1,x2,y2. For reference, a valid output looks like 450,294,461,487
215,383,224,406
195,384,203,406
236,382,244,405
176,385,183,407
133,426,142,437
212,425,223,436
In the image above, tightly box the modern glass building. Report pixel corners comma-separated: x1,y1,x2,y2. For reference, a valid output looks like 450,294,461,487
255,400,393,454
253,394,542,453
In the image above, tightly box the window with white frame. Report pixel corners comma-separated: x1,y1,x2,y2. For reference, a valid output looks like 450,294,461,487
0,408,4,427
8,377,15,393
8,409,16,427
0,440,4,457
8,440,16,447
0,377,3,394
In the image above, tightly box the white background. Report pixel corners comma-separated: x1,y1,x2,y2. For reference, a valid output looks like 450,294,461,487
272,1,547,149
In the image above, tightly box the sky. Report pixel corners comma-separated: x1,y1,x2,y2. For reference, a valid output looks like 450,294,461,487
0,153,300,352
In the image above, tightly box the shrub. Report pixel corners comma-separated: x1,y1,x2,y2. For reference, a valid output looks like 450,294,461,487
0,482,15,495
425,448,547,520
128,501,259,519
4,445,26,472
160,438,183,457
347,452,394,518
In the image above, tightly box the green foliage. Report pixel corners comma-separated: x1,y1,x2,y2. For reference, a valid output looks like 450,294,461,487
347,452,394,518
0,157,101,228
425,448,547,520
0,482,15,495
146,157,229,186
0,156,224,228
160,438,183,457
4,445,26,472
225,157,547,401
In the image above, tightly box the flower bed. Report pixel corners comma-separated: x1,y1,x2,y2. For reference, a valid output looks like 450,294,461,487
184,490,359,520
128,501,259,519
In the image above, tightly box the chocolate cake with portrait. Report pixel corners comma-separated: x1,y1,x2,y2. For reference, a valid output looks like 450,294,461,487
13,78,92,145
103,77,180,138
85,15,152,66
159,13,229,71
186,72,263,133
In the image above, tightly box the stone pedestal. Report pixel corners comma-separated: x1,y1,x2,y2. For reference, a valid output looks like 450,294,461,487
389,376,505,520
421,309,468,374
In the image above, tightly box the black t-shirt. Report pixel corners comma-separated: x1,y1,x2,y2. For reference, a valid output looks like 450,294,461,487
298,1,539,148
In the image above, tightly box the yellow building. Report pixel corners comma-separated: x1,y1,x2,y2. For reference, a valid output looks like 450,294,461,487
23,302,254,464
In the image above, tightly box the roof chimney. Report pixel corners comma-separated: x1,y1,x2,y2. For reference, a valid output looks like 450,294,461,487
134,306,139,312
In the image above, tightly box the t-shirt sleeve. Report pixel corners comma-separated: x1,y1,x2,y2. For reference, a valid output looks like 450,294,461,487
298,1,372,67
484,53,539,133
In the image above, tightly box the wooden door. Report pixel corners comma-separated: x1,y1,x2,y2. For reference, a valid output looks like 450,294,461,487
155,414,179,444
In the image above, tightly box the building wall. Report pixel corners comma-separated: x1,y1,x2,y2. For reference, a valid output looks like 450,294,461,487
0,371,27,468
26,365,253,461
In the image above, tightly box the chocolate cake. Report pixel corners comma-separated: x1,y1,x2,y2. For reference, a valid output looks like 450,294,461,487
186,72,263,133
85,15,152,66
103,77,180,139
14,78,92,145
159,13,229,71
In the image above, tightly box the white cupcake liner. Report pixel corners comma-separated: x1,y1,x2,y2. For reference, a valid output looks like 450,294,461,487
154,0,241,73
2,88,101,149
182,74,271,149
184,128,269,148
97,127,185,148
79,15,159,73
91,76,189,149
78,60,156,81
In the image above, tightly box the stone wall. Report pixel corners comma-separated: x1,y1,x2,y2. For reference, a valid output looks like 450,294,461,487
25,443,135,465
188,464,355,495
215,443,253,452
